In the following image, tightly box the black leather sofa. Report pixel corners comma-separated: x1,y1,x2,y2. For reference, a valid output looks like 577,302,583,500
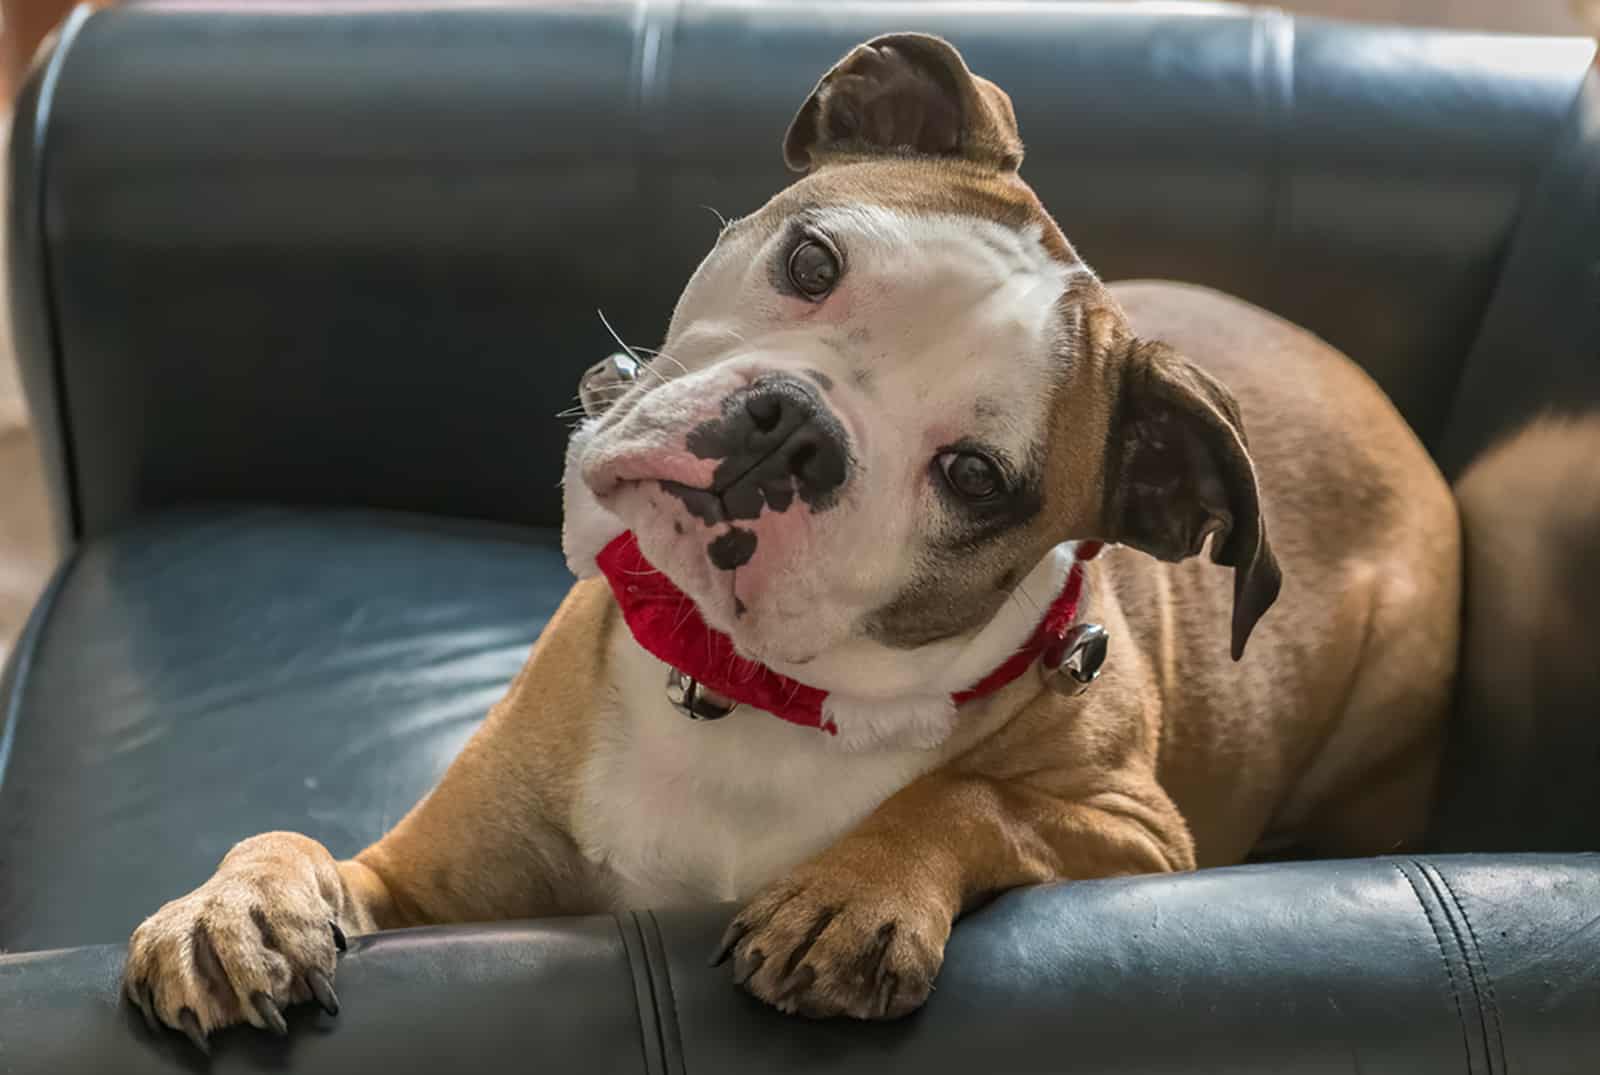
3,3,1598,1072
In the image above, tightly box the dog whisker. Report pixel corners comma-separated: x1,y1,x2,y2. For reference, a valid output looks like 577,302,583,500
597,308,651,369
1014,584,1043,618
641,349,691,379
672,596,697,635
625,345,682,380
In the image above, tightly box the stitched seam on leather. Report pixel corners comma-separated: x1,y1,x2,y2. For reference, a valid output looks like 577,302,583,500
1395,862,1477,1075
643,910,687,1075
1415,860,1498,1075
1425,862,1509,1075
630,911,673,1075
617,912,666,1075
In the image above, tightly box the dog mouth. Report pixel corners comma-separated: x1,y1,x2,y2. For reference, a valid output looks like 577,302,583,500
592,473,756,566
657,479,738,528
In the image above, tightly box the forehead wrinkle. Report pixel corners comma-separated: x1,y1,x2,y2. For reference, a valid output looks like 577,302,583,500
782,159,1050,231
810,205,1068,285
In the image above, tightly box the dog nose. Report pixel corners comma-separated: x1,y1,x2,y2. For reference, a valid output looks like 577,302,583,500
706,378,850,515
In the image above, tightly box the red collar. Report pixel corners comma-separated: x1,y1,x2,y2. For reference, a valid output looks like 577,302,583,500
596,533,1096,735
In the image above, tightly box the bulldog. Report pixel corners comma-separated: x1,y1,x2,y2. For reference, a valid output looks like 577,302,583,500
123,33,1461,1047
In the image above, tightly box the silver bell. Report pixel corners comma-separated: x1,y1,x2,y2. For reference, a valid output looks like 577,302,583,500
1043,623,1109,696
665,667,740,721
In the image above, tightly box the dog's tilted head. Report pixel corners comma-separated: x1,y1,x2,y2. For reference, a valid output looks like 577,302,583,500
568,34,1280,701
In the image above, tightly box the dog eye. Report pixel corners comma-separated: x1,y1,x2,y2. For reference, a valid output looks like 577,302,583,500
937,451,1003,501
788,239,840,299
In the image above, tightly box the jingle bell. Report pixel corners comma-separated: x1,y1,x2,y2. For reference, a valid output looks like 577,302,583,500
665,667,740,721
1042,622,1109,696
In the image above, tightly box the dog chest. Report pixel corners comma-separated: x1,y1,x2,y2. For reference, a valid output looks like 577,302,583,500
572,630,938,909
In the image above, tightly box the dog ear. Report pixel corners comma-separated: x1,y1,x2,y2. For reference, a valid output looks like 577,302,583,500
1103,342,1282,660
784,33,1023,174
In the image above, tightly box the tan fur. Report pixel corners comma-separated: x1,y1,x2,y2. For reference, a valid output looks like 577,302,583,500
1102,282,1459,863
125,35,1463,1036
1454,414,1600,719
1435,415,1600,845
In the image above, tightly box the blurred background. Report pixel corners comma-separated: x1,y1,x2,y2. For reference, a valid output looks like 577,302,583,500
1,0,1596,665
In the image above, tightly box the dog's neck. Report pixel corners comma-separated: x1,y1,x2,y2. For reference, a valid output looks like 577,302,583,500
594,532,1091,751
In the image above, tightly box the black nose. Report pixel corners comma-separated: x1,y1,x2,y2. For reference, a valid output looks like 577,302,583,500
688,378,851,520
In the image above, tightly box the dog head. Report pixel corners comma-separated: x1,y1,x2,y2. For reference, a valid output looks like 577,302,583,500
569,34,1279,700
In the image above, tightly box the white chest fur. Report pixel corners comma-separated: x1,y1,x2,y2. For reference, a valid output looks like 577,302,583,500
572,629,944,909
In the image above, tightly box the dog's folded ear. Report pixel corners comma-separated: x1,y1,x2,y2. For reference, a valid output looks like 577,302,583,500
1104,342,1282,660
784,33,1023,174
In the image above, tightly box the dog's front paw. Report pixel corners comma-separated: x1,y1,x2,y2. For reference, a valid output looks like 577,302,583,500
714,868,950,1019
124,858,345,1052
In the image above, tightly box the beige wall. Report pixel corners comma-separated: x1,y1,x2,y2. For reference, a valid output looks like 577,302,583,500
1270,0,1590,35
0,113,52,667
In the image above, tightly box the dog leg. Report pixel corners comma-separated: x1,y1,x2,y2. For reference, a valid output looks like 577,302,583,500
123,580,615,1048
717,768,1193,1019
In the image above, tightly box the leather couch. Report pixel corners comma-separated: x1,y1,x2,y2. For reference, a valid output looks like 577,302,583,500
3,2,1597,1071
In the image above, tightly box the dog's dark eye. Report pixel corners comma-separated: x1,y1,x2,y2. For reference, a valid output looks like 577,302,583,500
937,451,1003,501
788,239,840,299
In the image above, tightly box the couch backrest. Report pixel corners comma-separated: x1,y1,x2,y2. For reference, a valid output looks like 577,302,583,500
10,1,1594,539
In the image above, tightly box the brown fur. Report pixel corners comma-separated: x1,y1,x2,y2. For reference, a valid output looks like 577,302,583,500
124,34,1463,1036
1432,415,1600,848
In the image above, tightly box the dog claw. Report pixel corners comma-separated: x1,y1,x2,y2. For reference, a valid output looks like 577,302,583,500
732,948,765,987
874,971,899,1019
177,1008,210,1055
710,920,748,967
252,991,288,1036
306,969,340,1016
775,964,816,1006
330,920,348,953
129,981,160,1035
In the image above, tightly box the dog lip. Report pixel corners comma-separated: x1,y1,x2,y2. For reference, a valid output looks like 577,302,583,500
658,479,726,526
584,444,721,496
586,473,633,501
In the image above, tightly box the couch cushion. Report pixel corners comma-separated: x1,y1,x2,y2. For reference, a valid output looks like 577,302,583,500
0,507,567,953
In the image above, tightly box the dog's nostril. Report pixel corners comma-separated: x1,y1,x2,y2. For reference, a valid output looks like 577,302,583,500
789,437,846,496
746,393,784,434
789,440,818,476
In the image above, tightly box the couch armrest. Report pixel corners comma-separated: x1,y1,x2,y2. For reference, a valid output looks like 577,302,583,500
4,856,1595,1073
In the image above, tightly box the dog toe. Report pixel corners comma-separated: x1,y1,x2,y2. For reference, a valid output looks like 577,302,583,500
724,873,947,1019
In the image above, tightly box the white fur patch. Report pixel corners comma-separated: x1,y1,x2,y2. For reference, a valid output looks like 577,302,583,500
573,627,948,908
571,546,1077,905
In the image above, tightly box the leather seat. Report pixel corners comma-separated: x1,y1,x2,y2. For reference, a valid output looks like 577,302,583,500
0,508,565,952
3,2,1598,1071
